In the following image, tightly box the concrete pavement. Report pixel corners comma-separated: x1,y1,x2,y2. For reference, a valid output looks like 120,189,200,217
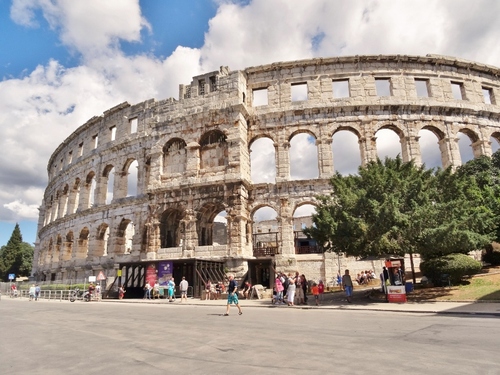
101,289,500,317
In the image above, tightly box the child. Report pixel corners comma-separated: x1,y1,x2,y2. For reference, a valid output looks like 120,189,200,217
317,280,324,301
311,282,320,306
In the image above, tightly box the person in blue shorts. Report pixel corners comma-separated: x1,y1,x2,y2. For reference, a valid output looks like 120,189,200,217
342,269,354,303
224,274,242,316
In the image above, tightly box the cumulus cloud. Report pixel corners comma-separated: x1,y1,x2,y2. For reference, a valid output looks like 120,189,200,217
2,0,500,226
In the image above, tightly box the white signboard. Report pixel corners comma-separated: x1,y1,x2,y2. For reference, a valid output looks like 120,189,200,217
88,276,97,282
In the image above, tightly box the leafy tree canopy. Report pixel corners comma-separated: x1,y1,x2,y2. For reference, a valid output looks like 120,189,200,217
0,223,34,281
304,156,498,260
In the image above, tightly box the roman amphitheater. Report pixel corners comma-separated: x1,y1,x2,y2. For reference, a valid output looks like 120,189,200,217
33,54,500,297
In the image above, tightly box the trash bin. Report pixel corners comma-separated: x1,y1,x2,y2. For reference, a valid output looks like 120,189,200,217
405,281,413,293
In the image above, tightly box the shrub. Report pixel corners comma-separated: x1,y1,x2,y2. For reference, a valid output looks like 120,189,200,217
420,253,482,285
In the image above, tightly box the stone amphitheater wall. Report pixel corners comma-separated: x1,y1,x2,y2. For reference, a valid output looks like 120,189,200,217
33,55,500,286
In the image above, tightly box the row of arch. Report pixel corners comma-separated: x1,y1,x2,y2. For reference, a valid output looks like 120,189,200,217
45,123,500,227
37,199,318,270
250,126,500,182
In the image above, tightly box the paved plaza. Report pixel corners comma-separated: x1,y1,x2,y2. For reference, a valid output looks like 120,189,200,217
1,295,499,375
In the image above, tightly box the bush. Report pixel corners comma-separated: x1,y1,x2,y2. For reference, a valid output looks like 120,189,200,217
420,253,482,285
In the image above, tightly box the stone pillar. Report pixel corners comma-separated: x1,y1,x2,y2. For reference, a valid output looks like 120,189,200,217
275,141,291,182
182,209,198,251
401,135,422,166
185,143,200,177
317,136,334,178
471,139,491,158
278,198,295,257
359,136,378,166
439,137,462,170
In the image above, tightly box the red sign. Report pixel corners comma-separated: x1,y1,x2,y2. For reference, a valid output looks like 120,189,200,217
97,271,106,281
387,286,407,303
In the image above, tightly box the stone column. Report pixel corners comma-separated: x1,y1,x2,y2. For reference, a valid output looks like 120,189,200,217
275,141,291,182
185,142,200,177
317,136,334,178
401,135,422,166
471,139,492,158
182,209,198,252
359,136,378,166
439,137,462,170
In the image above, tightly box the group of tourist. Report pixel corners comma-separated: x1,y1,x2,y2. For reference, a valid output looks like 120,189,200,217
141,276,190,302
355,270,376,285
204,279,227,300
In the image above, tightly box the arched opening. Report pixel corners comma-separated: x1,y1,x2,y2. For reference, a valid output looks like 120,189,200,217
163,138,187,174
376,128,401,160
250,136,276,183
96,223,110,256
419,128,442,169
290,132,319,180
491,133,500,153
252,206,279,256
293,204,319,254
197,203,226,246
104,165,115,204
160,208,184,248
117,219,134,254
126,160,138,197
199,130,228,169
332,129,361,175
458,130,478,164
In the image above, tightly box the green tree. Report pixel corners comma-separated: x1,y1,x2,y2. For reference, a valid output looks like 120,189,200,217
0,223,34,281
304,157,497,282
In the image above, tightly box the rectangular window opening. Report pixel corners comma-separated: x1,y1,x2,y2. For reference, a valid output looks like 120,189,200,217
415,79,430,98
60,159,63,170
68,151,73,165
482,87,495,104
291,82,308,102
198,79,205,96
209,76,217,92
332,79,350,98
451,81,465,100
252,88,268,106
375,78,392,97
78,142,84,157
130,118,138,134
93,134,98,149
110,126,116,141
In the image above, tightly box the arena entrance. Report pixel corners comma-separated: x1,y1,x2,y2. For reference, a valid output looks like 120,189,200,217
247,259,273,289
110,259,225,298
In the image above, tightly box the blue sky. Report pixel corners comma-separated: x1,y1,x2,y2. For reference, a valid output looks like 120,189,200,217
0,0,500,247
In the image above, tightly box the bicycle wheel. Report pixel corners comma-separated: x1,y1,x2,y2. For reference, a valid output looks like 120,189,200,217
69,293,76,302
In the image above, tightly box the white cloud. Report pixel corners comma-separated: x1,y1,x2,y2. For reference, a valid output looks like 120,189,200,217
3,200,39,220
2,0,500,226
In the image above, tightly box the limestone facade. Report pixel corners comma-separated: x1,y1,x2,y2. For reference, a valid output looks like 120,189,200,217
33,54,500,285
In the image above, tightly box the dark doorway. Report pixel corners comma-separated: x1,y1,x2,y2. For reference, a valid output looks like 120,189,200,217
247,259,273,288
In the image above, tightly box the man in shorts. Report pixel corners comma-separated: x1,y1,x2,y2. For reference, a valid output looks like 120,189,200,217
342,269,354,303
179,276,188,302
224,274,242,316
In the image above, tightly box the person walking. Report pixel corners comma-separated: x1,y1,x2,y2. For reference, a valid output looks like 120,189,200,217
179,276,189,302
34,284,40,301
118,285,126,300
143,282,152,299
311,282,320,306
342,269,354,303
286,276,296,306
29,284,36,301
224,274,242,316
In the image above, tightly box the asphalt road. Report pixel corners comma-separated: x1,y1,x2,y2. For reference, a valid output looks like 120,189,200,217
1,298,499,375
